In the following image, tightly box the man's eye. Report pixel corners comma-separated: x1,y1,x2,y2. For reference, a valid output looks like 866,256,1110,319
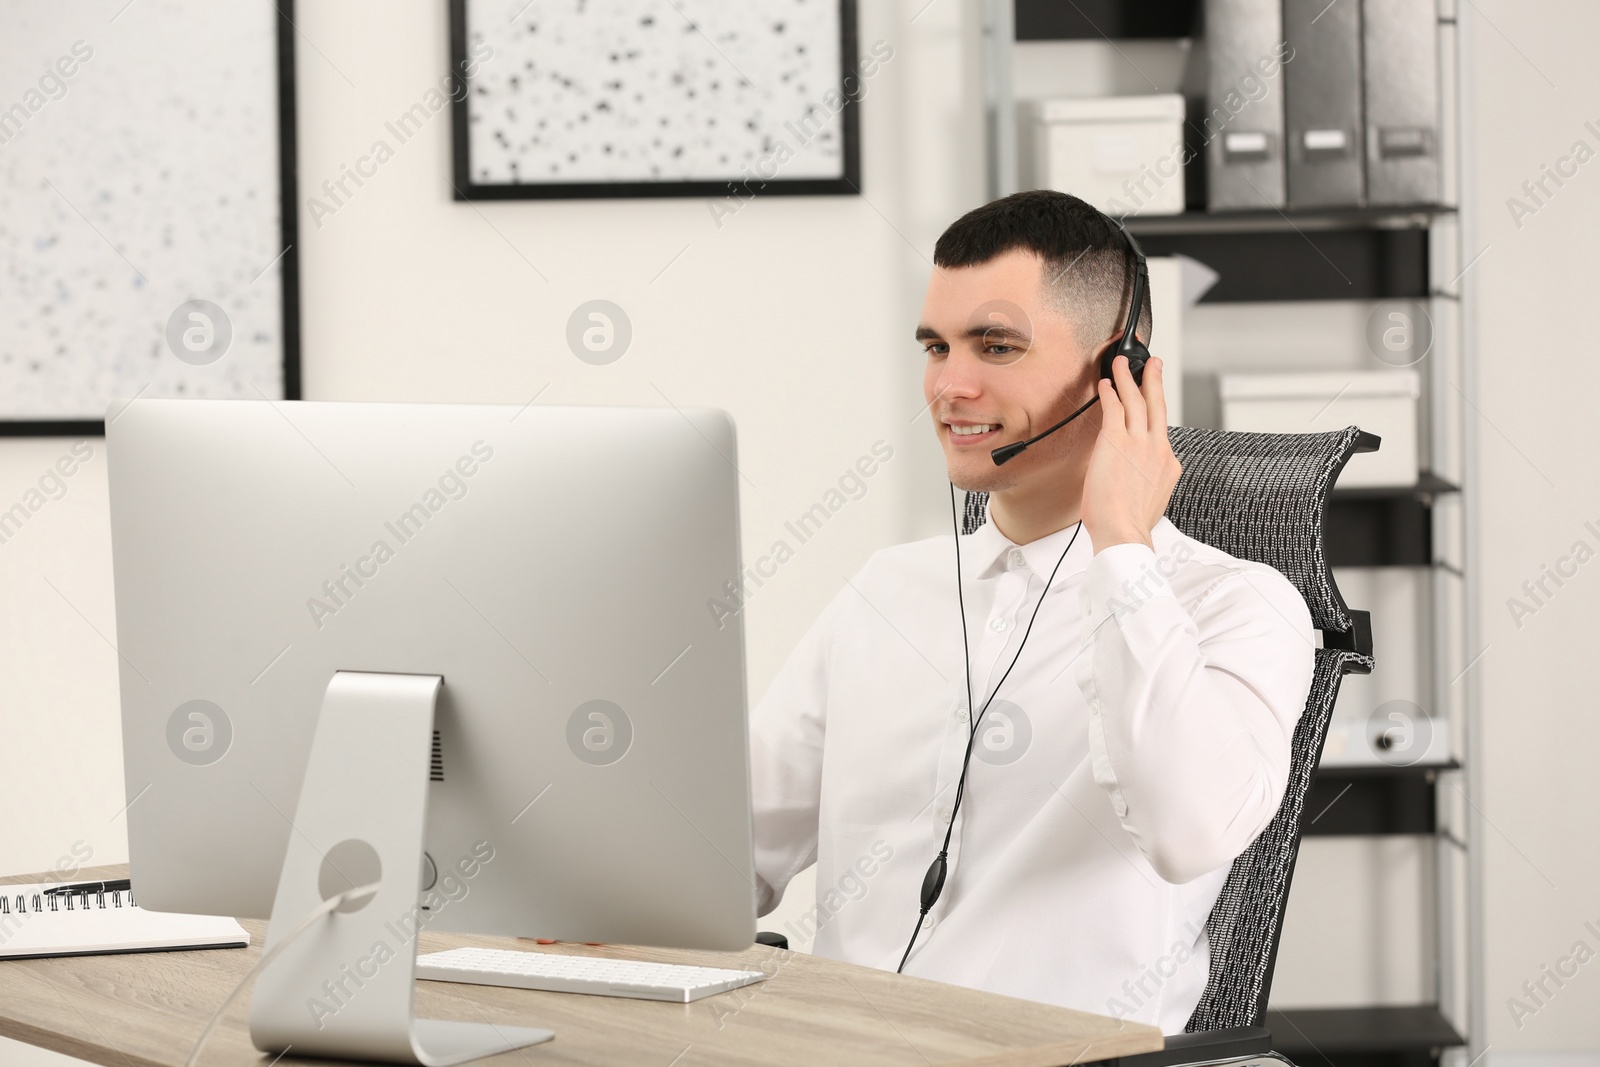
923,343,948,356
985,344,1015,356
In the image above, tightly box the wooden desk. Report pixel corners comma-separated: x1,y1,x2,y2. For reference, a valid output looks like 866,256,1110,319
0,867,1162,1066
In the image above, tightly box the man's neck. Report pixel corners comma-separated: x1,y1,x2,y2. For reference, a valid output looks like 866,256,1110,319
986,477,1085,546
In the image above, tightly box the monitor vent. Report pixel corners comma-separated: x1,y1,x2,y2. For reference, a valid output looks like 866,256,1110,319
430,730,444,782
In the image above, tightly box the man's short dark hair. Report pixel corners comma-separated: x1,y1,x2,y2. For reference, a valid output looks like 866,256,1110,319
932,189,1152,353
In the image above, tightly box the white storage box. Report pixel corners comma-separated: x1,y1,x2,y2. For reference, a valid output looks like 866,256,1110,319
1218,370,1420,487
1021,94,1186,216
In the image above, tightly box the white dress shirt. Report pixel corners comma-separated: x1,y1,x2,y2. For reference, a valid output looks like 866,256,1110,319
749,498,1315,1033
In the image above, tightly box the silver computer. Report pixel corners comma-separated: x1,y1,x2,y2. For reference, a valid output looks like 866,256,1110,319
107,399,755,1064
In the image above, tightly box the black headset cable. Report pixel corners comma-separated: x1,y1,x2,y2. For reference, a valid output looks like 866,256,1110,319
896,486,1083,973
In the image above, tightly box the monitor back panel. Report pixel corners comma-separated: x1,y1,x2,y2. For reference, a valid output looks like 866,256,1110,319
108,400,753,949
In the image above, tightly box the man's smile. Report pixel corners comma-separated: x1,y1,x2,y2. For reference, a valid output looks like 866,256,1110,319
943,418,1004,445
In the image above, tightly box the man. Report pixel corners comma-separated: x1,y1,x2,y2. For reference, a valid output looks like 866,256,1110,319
748,189,1315,1033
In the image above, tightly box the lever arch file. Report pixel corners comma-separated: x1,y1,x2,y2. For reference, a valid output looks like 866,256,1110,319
1285,0,1366,207
1363,0,1441,204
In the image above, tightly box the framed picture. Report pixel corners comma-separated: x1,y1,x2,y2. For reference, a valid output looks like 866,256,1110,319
450,0,861,200
0,1,301,436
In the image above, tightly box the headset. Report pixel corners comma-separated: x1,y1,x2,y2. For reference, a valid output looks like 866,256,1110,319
896,216,1151,974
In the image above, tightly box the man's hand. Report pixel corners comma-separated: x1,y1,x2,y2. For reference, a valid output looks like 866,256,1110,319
1081,355,1182,552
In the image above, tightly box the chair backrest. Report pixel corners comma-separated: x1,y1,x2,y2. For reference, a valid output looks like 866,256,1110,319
961,425,1376,1031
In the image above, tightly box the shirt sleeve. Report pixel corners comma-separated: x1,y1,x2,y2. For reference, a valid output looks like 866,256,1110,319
1074,541,1316,885
748,583,852,916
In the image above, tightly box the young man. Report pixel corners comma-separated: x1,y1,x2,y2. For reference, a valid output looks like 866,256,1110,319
748,190,1315,1032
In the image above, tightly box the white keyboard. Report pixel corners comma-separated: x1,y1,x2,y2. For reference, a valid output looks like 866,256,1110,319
415,947,768,1003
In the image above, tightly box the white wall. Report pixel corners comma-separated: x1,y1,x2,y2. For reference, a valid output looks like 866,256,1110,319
0,441,124,879
1461,0,1600,1053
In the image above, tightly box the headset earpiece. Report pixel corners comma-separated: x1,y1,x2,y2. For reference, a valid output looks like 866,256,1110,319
1099,335,1150,387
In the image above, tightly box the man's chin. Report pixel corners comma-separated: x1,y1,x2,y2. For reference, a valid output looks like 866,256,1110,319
946,454,1016,494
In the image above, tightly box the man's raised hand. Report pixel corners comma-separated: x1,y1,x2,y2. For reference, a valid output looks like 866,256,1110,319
1080,354,1182,552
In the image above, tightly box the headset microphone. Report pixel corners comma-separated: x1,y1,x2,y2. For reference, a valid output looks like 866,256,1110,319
989,222,1151,467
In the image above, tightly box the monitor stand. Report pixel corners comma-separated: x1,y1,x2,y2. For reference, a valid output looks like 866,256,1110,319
248,670,554,1065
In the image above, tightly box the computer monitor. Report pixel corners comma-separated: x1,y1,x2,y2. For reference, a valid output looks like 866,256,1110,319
107,399,755,1064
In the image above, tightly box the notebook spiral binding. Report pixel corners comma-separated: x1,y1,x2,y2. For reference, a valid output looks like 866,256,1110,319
0,889,135,915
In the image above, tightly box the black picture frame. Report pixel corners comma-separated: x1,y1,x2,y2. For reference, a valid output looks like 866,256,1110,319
449,0,861,201
0,2,303,438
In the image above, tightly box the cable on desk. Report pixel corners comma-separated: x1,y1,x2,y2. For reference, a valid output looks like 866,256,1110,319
184,881,380,1067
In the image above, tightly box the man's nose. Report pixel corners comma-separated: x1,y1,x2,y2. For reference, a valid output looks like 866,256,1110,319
932,350,983,405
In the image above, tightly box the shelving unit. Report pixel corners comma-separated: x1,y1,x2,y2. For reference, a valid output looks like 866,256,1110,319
984,2,1476,1064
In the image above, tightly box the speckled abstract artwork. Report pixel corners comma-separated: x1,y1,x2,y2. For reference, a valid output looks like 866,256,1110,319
462,0,850,188
0,1,287,421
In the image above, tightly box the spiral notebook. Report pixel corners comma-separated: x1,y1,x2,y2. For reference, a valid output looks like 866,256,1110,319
0,882,249,961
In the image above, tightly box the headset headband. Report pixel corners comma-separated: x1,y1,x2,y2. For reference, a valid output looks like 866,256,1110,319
1113,220,1148,357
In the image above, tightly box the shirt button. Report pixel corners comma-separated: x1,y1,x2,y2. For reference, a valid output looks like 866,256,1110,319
955,705,969,723
936,804,953,824
1009,549,1026,569
922,915,937,931
989,617,1008,633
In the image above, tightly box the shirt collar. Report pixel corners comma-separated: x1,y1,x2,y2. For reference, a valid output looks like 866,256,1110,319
958,495,1096,583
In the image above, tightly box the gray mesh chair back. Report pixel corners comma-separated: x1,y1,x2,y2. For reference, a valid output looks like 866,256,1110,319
961,425,1376,1033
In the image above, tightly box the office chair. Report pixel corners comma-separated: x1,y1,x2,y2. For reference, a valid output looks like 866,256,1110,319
757,425,1377,1067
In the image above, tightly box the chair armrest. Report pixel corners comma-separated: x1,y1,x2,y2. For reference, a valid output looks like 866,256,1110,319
1105,1026,1275,1067
755,930,789,950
